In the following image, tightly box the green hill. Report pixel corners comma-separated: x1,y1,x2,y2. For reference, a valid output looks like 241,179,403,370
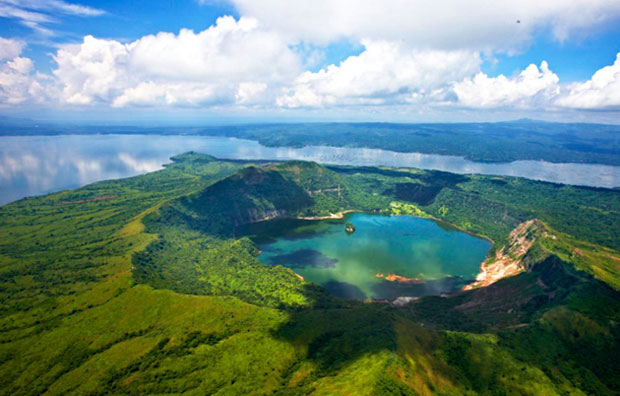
1,152,619,395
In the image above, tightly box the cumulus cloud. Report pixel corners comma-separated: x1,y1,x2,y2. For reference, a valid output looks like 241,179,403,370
278,41,480,108
52,16,301,107
453,62,560,108
276,43,566,110
230,0,620,51
112,82,223,108
2,2,620,116
53,35,129,105
556,53,620,110
0,37,24,61
236,82,268,105
0,37,47,105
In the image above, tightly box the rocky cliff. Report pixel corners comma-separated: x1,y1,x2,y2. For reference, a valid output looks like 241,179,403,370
464,219,552,290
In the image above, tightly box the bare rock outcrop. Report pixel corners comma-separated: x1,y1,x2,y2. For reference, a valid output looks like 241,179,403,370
464,219,549,290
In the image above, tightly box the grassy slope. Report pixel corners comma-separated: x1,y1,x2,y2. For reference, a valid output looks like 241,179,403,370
0,153,619,395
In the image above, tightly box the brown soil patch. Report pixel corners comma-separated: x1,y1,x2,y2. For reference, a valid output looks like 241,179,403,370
59,195,118,205
464,219,541,290
377,272,423,283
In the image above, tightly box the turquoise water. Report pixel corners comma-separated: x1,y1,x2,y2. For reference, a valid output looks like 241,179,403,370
249,213,491,300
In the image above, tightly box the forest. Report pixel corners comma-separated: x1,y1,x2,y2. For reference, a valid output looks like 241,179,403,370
0,152,619,395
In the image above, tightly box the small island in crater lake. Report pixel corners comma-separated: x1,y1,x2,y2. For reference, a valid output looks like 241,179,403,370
345,221,356,234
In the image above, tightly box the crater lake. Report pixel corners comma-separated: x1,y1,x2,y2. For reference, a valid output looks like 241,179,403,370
243,213,492,300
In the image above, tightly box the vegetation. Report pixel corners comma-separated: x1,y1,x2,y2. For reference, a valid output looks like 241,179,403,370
3,119,620,165
132,213,321,309
1,152,619,395
345,222,356,233
195,120,620,166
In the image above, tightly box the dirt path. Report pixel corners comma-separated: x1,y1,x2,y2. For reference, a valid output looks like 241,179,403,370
59,195,118,205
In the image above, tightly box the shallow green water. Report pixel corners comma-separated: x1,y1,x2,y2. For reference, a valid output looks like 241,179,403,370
247,213,491,300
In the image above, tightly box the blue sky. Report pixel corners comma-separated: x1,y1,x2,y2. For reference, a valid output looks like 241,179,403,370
1,0,619,124
482,24,620,82
1,1,237,71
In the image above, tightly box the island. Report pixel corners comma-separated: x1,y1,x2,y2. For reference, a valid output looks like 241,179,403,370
345,221,356,234
1,152,619,395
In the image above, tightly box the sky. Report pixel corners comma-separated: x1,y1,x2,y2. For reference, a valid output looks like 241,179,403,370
0,0,620,124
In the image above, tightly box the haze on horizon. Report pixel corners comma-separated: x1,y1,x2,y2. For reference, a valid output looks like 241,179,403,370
0,0,620,124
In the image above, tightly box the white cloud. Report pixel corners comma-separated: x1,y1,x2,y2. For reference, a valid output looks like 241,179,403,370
453,62,560,108
128,17,298,83
236,82,267,105
556,53,620,109
1,0,104,16
43,0,105,16
52,16,301,107
278,41,480,108
0,38,47,105
53,35,131,105
0,0,105,35
1,2,620,118
230,0,620,51
0,37,23,61
7,56,34,74
112,82,223,107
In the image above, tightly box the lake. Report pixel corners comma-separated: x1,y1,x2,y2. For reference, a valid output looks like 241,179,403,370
1,134,620,206
244,213,492,300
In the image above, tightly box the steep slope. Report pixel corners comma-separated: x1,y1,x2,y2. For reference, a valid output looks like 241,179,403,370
167,161,358,236
402,253,620,394
186,165,312,227
464,219,547,289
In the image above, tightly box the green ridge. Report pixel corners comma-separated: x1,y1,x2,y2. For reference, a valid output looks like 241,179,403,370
1,153,619,395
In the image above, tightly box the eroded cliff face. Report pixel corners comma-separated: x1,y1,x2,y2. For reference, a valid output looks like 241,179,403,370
464,219,552,290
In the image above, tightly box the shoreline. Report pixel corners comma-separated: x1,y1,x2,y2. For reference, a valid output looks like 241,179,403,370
425,216,495,244
294,210,360,221
295,208,494,244
288,208,496,292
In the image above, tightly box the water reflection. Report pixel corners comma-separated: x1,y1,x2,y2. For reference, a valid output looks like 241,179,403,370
1,134,619,205
253,213,492,299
